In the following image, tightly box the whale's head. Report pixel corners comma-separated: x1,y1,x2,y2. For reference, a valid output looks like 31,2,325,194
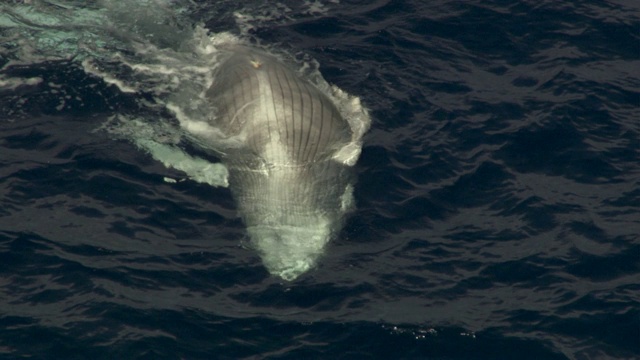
233,165,355,281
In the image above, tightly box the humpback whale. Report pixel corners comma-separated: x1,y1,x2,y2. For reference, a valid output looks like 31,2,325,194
133,44,368,280
200,45,368,280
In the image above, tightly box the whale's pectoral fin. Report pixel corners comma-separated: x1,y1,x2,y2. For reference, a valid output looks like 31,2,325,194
331,141,363,167
135,138,229,187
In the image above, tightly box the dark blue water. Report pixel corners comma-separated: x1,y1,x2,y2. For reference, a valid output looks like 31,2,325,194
1,1,639,359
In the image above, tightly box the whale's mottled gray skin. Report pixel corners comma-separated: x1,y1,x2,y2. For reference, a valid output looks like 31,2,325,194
205,45,358,280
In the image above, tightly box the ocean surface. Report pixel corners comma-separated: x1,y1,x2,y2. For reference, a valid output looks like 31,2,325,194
1,0,639,359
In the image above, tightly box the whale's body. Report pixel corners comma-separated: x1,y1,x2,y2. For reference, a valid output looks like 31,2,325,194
207,46,352,167
196,45,365,280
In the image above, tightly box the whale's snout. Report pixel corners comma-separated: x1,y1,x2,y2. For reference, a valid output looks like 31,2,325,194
248,220,333,281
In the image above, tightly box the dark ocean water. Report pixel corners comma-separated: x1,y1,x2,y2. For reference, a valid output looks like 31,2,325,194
1,0,639,359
